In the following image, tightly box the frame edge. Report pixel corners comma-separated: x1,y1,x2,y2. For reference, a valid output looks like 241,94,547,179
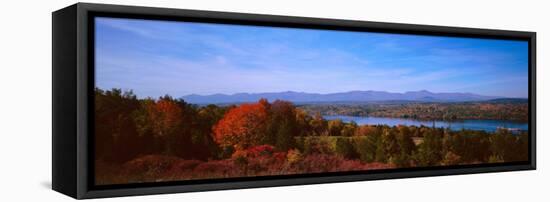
52,3,79,199
64,2,537,199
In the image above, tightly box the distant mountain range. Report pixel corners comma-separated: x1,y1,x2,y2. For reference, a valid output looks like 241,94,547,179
181,90,505,104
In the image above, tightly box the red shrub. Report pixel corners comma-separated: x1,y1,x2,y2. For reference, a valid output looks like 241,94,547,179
273,152,287,162
97,153,395,185
246,145,274,157
193,160,237,177
122,155,181,175
287,154,394,174
168,160,202,172
231,144,274,159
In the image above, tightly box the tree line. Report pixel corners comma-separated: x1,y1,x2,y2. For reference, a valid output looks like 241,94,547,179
95,88,528,168
299,101,528,121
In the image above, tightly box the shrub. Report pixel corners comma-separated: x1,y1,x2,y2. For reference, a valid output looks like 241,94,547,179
122,155,180,176
441,151,461,166
169,159,202,171
218,146,235,159
488,155,504,163
231,145,274,159
294,137,305,152
288,153,394,173
193,160,236,176
233,157,248,172
247,145,275,157
120,155,183,183
287,149,303,165
165,159,203,179
292,154,344,173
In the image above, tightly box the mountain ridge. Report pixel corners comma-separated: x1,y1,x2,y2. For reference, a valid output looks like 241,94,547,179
181,90,504,104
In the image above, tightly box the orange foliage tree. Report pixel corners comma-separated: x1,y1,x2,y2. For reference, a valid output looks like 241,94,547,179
152,97,183,138
213,99,270,151
136,96,184,155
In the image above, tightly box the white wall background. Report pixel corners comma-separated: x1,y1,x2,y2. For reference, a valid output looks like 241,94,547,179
0,0,547,201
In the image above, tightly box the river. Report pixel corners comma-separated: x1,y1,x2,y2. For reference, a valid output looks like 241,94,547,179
323,115,528,133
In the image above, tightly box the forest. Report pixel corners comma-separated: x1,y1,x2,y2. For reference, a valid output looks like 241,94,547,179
95,88,529,185
299,100,528,121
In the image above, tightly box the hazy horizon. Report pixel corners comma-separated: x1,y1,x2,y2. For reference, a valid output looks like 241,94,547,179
178,89,520,97
95,17,529,99
95,87,525,99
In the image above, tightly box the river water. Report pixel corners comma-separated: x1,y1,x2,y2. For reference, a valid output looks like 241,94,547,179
323,115,528,132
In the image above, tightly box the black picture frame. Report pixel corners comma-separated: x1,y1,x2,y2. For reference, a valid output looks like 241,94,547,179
52,2,536,199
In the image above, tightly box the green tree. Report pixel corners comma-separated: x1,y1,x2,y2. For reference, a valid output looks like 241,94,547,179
95,88,142,162
354,132,380,163
382,128,400,160
134,95,185,156
334,137,356,159
490,129,528,162
415,130,443,166
375,135,387,163
260,100,299,150
275,119,295,151
395,126,416,167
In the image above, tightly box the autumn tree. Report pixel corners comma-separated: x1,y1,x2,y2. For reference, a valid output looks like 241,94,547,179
327,119,344,136
95,88,141,162
374,135,387,163
489,129,528,162
415,129,443,166
335,137,357,159
136,96,184,155
382,128,400,163
353,126,381,163
213,99,270,151
295,109,312,136
263,100,299,150
395,125,416,167
341,121,358,136
194,104,230,159
198,104,229,127
354,125,371,136
309,113,327,136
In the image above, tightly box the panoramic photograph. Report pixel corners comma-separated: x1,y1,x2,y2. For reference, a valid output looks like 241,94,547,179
94,17,529,185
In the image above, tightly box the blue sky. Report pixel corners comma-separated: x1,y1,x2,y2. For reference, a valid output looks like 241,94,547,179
95,17,528,98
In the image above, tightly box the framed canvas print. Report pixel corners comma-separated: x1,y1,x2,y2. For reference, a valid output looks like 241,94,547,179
52,3,536,199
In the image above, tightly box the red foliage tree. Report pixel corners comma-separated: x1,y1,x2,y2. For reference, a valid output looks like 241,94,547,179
213,99,270,150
